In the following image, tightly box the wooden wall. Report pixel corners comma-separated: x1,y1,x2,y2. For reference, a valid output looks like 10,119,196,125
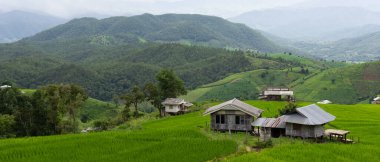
210,110,253,131
285,123,324,138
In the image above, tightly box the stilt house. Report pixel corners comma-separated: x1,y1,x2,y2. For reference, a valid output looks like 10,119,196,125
203,98,263,132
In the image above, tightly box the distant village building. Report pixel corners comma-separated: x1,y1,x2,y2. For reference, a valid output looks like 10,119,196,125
203,98,263,132
162,98,193,115
0,85,11,90
373,97,380,104
260,87,294,101
317,100,332,104
252,104,335,138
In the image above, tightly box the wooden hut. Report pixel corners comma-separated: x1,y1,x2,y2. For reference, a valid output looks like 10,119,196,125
252,104,335,138
260,87,294,101
162,98,193,115
203,98,263,132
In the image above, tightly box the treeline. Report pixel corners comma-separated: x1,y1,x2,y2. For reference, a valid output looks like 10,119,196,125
0,82,87,137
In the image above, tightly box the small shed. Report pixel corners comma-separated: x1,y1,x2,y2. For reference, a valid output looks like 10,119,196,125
203,98,263,132
0,85,11,90
317,100,332,104
373,97,380,104
252,117,286,140
253,104,336,138
260,87,294,101
162,98,193,115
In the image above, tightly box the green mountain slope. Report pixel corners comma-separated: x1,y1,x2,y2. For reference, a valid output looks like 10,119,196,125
184,59,379,104
24,13,282,52
294,61,380,104
0,42,291,100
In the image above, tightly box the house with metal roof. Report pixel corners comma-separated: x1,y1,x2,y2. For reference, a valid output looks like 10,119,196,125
259,87,294,101
203,98,263,132
162,98,193,115
252,104,336,138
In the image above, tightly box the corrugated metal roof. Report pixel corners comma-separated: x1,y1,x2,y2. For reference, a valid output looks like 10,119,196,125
285,104,336,125
252,117,286,128
162,98,185,105
203,98,263,117
374,97,380,101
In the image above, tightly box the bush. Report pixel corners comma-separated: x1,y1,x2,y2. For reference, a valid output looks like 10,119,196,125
255,140,273,148
93,120,111,131
0,114,15,138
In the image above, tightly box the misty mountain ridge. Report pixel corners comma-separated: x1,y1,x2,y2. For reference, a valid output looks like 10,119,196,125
230,6,380,41
0,10,66,43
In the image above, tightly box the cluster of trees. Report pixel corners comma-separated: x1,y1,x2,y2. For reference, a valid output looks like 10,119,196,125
121,69,186,120
0,82,87,137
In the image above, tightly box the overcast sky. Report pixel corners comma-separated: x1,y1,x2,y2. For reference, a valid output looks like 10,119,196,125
1,0,380,19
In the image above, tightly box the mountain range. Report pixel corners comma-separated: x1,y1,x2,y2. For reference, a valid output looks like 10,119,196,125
230,7,380,42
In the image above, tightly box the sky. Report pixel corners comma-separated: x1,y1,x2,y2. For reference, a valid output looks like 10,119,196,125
1,0,380,19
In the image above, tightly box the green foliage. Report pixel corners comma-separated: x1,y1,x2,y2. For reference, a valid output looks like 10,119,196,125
122,86,145,117
278,102,298,115
0,84,88,137
156,69,187,98
0,114,15,137
255,140,273,149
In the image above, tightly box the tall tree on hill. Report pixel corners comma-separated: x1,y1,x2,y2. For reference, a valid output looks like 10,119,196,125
143,82,164,117
156,69,187,99
123,86,145,117
58,84,88,132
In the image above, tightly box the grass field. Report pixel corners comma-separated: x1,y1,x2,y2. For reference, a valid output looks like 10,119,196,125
182,69,305,102
0,101,379,161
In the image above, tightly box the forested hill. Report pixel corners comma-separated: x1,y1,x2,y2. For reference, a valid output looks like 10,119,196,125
0,42,298,101
21,13,282,52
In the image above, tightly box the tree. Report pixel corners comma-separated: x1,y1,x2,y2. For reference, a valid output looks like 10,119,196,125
0,114,15,137
143,82,164,117
156,69,186,98
278,102,298,115
58,84,88,132
123,86,145,117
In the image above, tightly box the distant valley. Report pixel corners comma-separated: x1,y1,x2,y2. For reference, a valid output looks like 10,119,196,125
0,10,66,43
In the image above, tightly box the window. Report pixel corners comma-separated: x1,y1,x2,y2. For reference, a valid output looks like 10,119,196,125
235,116,240,124
235,116,246,125
169,105,173,109
216,115,225,124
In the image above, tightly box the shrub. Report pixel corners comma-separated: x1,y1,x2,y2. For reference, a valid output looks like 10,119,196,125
255,140,273,148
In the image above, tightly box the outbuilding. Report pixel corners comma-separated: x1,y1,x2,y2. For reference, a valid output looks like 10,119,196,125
203,98,263,132
162,98,193,115
260,87,294,101
252,104,336,138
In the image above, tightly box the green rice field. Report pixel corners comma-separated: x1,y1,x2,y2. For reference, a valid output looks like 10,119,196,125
0,101,379,162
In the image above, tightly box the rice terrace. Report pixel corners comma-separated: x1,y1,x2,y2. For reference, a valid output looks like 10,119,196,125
0,101,379,161
2,0,380,162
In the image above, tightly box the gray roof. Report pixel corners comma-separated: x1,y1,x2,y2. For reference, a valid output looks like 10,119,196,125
203,98,263,117
285,104,336,125
263,90,293,96
162,98,185,105
251,117,286,128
